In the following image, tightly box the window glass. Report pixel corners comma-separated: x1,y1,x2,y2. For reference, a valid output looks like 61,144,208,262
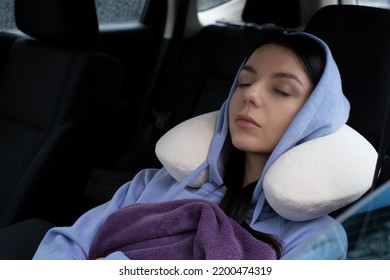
0,0,148,31
197,0,232,12
286,182,390,259
357,0,390,9
341,184,390,259
0,0,16,31
95,0,148,25
343,206,390,259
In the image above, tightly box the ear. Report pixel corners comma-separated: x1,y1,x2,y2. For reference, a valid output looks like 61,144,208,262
155,111,377,221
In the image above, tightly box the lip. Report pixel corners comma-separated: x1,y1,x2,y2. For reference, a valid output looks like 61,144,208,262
235,114,261,128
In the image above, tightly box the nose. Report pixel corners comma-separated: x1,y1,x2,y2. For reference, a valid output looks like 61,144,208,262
242,83,262,108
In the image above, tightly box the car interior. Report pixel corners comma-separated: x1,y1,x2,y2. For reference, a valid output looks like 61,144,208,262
0,0,123,228
0,0,389,260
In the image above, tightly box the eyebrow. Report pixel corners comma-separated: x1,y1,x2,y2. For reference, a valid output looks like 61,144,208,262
271,72,304,87
241,65,257,74
241,65,304,87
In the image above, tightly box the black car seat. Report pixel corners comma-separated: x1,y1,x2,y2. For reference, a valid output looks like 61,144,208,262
0,0,123,227
283,4,390,259
1,0,297,260
0,32,19,75
304,5,390,190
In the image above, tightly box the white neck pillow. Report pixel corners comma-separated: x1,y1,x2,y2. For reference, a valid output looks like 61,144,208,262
155,111,378,221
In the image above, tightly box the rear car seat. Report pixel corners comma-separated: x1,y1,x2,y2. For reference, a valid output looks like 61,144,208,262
0,32,18,76
0,0,123,227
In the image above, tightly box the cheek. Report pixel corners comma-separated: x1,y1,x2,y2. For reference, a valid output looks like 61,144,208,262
228,92,240,120
229,90,241,107
268,110,299,141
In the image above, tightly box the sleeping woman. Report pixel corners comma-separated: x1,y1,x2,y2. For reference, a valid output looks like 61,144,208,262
33,32,353,260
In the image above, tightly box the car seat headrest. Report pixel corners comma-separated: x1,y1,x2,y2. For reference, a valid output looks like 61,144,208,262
242,0,301,28
304,5,390,153
155,111,377,221
15,0,99,47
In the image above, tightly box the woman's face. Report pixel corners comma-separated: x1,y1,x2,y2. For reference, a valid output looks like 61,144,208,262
229,43,314,155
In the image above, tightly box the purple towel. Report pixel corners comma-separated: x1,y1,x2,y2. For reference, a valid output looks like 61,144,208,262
88,199,277,260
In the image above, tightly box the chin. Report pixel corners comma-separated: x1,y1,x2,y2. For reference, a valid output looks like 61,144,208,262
231,138,268,154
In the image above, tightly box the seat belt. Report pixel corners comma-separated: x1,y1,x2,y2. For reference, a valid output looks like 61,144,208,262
115,0,190,169
341,95,390,238
150,0,190,130
330,98,390,219
371,92,390,188
371,95,390,189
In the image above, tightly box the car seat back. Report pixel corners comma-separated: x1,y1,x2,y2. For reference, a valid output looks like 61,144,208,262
305,5,390,162
0,0,123,227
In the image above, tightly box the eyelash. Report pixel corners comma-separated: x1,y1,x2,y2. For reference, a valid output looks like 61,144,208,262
273,88,290,96
237,83,291,97
237,83,251,88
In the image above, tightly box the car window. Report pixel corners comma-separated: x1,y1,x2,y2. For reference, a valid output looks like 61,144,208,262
0,0,149,32
341,184,390,259
0,0,15,31
197,0,244,26
197,0,232,11
95,0,148,25
292,182,390,259
357,0,390,9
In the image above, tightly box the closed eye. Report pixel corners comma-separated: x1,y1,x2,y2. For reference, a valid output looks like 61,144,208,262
273,88,290,96
237,83,252,88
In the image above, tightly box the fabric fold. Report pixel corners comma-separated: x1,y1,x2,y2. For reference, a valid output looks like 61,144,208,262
88,199,276,260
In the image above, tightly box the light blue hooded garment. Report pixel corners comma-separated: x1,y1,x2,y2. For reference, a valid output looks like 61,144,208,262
33,32,350,260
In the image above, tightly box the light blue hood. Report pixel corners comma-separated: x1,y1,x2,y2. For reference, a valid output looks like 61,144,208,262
194,31,350,225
